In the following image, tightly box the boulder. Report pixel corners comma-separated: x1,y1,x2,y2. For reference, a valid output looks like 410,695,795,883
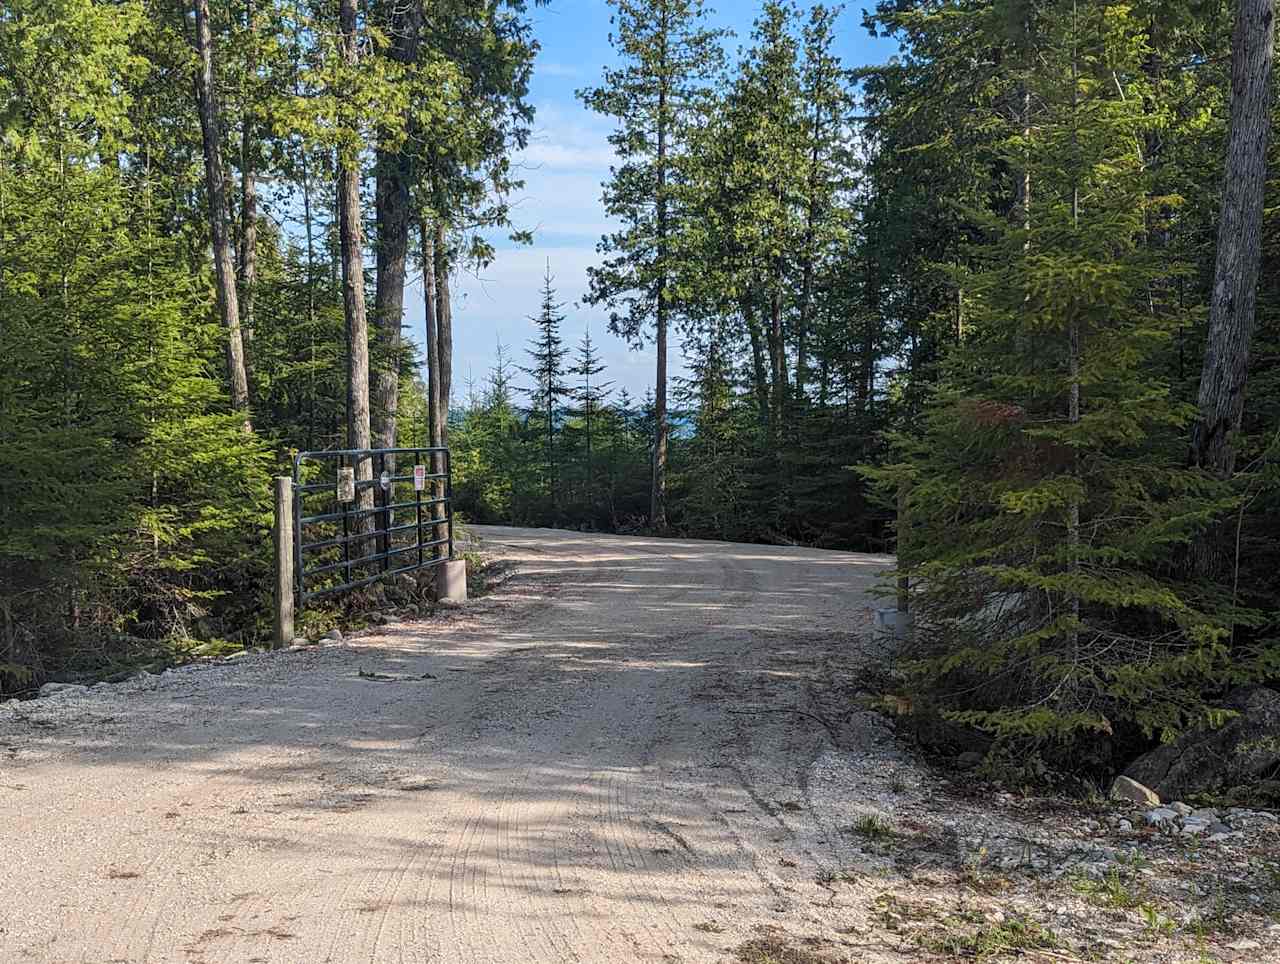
1109,775,1160,807
905,710,992,758
1123,687,1280,801
1145,807,1178,827
38,682,88,698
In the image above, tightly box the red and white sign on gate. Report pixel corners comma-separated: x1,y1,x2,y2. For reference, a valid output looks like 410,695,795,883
413,464,427,491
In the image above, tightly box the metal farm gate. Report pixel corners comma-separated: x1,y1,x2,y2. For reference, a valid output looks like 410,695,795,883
272,447,457,644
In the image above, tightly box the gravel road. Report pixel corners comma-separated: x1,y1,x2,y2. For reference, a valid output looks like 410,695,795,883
0,526,902,963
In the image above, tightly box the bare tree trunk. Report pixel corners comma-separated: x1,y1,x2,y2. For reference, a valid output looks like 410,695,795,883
421,221,446,558
372,0,422,452
796,259,813,402
192,0,250,419
1190,0,1275,478
767,283,788,431
743,295,770,427
422,226,443,450
300,141,317,451
651,33,670,532
1068,5,1081,655
796,100,823,403
818,338,830,407
433,222,453,447
1015,14,1032,246
859,253,879,416
653,290,669,529
337,0,372,524
238,0,257,372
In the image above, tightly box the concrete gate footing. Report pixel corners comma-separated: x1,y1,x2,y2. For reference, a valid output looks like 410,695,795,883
874,606,914,642
435,558,468,604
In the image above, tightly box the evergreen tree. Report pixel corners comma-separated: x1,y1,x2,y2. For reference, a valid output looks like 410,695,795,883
567,325,614,510
794,3,855,403
452,342,522,522
728,0,808,431
879,0,1266,761
671,326,749,538
0,0,270,683
580,0,726,528
520,265,572,509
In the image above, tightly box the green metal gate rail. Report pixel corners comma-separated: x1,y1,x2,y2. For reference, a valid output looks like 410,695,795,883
290,447,453,610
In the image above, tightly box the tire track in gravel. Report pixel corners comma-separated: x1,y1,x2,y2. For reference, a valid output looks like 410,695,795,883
0,526,891,963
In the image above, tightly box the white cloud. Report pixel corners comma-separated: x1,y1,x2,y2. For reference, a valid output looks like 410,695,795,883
406,243,688,401
400,94,687,398
534,61,586,79
520,141,617,170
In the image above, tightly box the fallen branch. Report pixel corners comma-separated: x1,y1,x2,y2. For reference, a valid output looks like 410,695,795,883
726,707,841,741
357,669,437,682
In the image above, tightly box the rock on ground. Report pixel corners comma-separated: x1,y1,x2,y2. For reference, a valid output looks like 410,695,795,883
1110,774,1160,806
1125,686,1280,801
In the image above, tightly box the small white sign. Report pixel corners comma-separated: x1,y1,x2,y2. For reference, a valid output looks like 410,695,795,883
337,467,355,503
413,464,426,491
379,470,391,492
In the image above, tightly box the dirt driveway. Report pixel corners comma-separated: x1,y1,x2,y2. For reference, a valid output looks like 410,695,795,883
0,527,905,963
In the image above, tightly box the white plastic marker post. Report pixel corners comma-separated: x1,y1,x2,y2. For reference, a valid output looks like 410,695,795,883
337,466,355,503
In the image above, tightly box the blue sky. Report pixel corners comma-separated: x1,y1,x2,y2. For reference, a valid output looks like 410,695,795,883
405,1,899,403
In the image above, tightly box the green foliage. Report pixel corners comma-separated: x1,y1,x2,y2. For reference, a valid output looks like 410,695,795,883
519,265,572,511
0,0,538,689
578,0,726,347
2,0,1277,802
872,0,1276,759
0,0,272,682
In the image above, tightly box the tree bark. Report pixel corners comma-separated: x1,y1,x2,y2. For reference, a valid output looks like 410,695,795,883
372,0,422,451
1190,0,1275,478
651,19,670,531
743,295,770,427
192,0,250,419
653,287,668,529
860,254,879,416
796,98,823,403
300,141,318,450
767,282,788,431
238,0,257,377
337,0,373,521
421,221,446,557
1068,9,1081,655
433,222,453,447
422,225,442,449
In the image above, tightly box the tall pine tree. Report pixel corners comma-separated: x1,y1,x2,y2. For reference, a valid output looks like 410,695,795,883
881,0,1266,763
520,265,572,511
579,0,725,528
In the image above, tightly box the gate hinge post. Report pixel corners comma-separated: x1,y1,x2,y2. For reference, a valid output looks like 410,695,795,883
274,475,295,647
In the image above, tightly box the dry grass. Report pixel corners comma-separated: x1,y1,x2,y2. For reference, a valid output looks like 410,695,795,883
733,936,846,964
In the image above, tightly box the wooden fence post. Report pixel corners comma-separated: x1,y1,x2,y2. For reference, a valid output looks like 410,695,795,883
897,478,911,614
274,475,294,647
